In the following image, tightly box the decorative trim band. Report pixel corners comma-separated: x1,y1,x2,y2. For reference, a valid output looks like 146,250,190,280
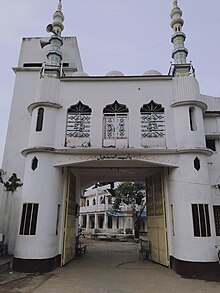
171,100,207,111
21,146,212,157
27,102,62,114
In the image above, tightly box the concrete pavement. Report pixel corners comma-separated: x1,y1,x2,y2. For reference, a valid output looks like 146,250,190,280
0,239,220,292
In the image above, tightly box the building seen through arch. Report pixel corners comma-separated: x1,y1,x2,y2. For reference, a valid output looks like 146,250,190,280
79,183,147,237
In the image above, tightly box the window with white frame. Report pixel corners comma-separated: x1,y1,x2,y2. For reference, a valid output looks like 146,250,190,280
140,100,165,138
103,100,129,147
66,101,92,147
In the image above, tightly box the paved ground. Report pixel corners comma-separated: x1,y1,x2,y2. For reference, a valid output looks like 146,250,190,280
0,239,220,293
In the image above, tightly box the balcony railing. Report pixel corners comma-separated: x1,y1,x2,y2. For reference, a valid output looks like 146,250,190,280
80,204,113,213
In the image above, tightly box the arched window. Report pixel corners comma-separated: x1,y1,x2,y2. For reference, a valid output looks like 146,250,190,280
86,200,89,206
36,108,44,132
140,100,165,138
93,198,96,205
189,107,197,131
66,101,92,147
31,157,38,171
103,100,129,147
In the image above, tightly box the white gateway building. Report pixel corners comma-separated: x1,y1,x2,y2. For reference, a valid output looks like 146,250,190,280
0,0,220,276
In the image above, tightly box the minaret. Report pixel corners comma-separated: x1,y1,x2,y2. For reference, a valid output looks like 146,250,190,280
42,0,65,76
170,0,191,76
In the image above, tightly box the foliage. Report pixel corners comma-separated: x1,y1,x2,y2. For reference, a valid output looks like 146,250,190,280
0,172,23,192
112,182,146,238
112,182,145,212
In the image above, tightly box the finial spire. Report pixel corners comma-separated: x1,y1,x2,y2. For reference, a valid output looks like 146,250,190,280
173,0,178,7
41,0,65,77
57,0,62,12
170,0,190,76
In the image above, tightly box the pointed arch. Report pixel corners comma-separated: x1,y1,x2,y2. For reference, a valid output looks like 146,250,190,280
140,100,164,114
36,107,44,132
68,101,92,114
103,100,128,113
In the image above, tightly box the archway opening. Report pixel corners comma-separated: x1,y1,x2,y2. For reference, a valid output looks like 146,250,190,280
60,159,172,268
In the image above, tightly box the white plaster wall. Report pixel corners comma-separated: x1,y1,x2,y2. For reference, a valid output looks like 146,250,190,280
206,139,220,247
1,71,40,253
55,78,175,149
18,37,83,71
28,106,58,148
1,35,82,253
172,76,201,103
173,105,206,149
204,117,218,134
14,153,64,259
169,153,217,262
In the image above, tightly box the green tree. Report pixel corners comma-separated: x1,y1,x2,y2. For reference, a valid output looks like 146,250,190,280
112,182,146,239
0,172,23,192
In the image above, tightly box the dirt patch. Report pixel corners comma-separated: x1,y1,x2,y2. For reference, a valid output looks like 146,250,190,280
0,273,53,293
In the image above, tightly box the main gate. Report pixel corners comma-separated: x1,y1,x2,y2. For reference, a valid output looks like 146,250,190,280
146,172,169,266
62,171,76,265
59,157,170,268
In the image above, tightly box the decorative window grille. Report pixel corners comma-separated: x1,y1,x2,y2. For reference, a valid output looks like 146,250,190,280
19,203,39,236
192,204,211,237
103,101,129,145
36,108,44,132
146,173,164,216
140,100,165,138
213,206,220,236
66,101,92,147
104,114,128,139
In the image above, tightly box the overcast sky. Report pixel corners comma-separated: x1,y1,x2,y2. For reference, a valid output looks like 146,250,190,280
0,0,220,166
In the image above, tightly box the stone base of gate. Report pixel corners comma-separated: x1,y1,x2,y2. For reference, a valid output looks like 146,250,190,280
13,255,61,273
170,256,220,281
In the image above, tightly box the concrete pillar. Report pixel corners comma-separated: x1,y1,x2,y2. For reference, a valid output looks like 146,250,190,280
104,213,108,229
86,214,89,230
112,217,117,230
96,189,99,205
94,213,98,229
